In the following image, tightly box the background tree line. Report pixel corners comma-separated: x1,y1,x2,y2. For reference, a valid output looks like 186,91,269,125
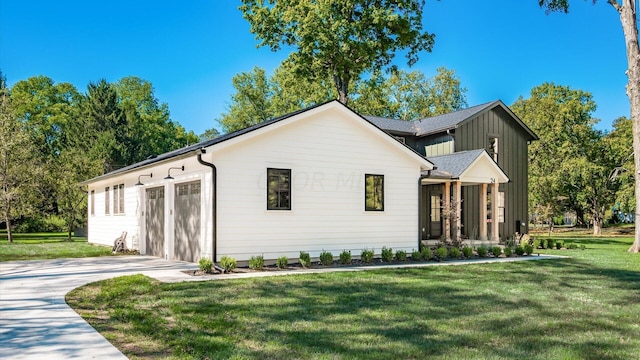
0,71,198,242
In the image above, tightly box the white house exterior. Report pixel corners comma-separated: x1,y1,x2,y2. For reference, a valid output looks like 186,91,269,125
82,101,434,263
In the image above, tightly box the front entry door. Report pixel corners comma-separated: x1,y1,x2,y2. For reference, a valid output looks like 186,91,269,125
430,192,442,239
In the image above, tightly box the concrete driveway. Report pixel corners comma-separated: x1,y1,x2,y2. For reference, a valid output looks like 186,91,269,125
0,256,198,360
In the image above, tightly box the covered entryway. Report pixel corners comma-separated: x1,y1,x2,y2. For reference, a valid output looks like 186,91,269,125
145,186,165,257
173,181,201,262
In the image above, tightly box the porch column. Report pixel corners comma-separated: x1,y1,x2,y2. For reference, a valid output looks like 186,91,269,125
453,181,462,241
491,182,499,242
443,182,450,241
479,183,488,241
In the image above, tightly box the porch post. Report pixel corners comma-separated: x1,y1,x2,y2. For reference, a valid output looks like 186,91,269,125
453,181,462,241
491,182,499,242
443,182,450,241
479,183,488,241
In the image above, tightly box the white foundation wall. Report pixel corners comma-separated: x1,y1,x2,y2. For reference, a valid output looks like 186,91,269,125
86,155,212,260
211,107,423,261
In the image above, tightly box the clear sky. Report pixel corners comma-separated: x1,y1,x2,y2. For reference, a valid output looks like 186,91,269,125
0,0,632,135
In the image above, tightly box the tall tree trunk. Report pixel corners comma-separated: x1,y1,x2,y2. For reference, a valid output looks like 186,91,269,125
4,208,12,243
612,0,640,252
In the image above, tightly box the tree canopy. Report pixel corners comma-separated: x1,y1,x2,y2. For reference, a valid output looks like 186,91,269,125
240,0,435,104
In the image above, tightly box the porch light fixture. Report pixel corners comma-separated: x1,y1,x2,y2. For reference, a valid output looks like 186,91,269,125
165,166,184,180
135,173,153,186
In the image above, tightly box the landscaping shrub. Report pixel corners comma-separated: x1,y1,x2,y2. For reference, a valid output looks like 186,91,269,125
360,248,374,263
515,245,525,256
15,215,67,233
580,244,586,250
539,239,547,249
199,258,213,273
420,247,432,261
381,246,393,262
411,249,422,261
555,240,563,249
220,255,237,272
492,246,502,257
299,252,311,268
524,244,534,255
249,255,264,270
477,246,488,258
462,246,473,259
449,247,461,259
566,243,578,249
520,234,531,245
504,247,513,257
319,250,333,266
276,256,288,269
532,238,542,249
434,246,448,261
546,238,556,250
339,250,352,264
394,250,407,262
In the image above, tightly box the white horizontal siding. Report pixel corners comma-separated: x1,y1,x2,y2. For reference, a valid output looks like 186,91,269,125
212,106,423,261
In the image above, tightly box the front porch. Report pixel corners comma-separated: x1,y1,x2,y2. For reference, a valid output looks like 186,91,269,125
419,150,509,245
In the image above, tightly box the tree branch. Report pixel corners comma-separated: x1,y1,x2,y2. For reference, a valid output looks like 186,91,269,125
607,0,623,13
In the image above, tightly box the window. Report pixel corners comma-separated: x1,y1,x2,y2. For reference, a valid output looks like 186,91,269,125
393,136,406,144
488,136,499,162
90,190,95,216
113,184,125,214
498,191,505,223
267,168,291,210
430,195,441,221
105,187,110,215
365,174,384,211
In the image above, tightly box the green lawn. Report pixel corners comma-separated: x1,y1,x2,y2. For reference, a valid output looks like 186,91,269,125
67,236,640,360
0,231,112,261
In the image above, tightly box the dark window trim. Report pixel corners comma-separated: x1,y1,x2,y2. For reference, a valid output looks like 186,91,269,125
267,168,292,211
365,174,385,211
90,190,95,216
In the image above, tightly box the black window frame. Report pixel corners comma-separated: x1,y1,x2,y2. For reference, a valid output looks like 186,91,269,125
267,168,291,210
365,174,384,211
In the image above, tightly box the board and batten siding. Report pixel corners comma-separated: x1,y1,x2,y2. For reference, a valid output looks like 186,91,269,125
209,106,424,261
456,106,530,239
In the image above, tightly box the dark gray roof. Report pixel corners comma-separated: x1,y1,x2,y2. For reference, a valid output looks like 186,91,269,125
427,149,487,178
363,115,415,134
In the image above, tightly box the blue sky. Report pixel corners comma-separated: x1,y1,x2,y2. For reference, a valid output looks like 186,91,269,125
0,0,632,135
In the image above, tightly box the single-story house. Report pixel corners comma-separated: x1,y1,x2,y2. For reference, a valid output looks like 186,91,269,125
81,100,536,263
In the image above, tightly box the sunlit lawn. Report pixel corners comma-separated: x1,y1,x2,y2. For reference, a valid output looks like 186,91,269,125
67,235,640,359
0,231,112,261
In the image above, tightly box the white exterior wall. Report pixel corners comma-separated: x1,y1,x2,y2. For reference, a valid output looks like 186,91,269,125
209,106,425,261
86,155,213,261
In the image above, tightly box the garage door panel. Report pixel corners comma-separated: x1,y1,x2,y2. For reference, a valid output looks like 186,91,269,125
174,181,201,262
145,186,165,258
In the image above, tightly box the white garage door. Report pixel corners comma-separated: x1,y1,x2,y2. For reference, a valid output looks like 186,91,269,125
174,181,201,262
145,186,165,258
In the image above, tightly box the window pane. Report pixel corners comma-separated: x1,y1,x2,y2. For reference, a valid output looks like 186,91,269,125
267,168,291,210
365,174,384,211
90,190,95,215
105,187,110,215
119,184,125,213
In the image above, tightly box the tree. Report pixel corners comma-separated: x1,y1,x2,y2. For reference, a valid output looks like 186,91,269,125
0,81,40,242
537,0,639,252
218,67,275,133
240,0,435,104
607,117,635,216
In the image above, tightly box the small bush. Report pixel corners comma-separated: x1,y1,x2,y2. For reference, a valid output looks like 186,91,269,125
15,215,68,233
477,246,488,258
567,243,578,249
520,234,531,245
319,250,333,266
524,244,534,255
449,247,461,259
539,239,547,249
199,258,213,273
421,247,432,261
492,246,502,257
546,238,556,250
435,246,448,261
276,256,288,269
555,240,563,249
395,249,407,262
580,244,586,250
462,246,473,259
249,255,264,270
532,238,541,249
220,255,237,272
299,251,311,268
381,246,393,262
504,247,513,257
361,248,374,263
515,245,525,256
411,249,422,261
339,250,352,264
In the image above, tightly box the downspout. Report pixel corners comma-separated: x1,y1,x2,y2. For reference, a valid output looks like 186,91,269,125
197,148,224,272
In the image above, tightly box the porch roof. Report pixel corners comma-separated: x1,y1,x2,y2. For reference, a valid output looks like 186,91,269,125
421,149,509,185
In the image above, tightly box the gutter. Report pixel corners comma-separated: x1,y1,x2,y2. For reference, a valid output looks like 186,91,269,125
196,148,224,273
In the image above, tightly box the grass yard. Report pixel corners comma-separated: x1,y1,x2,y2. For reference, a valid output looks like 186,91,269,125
0,231,112,261
67,235,640,360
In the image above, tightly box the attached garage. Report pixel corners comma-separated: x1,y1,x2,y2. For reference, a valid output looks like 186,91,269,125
173,181,201,262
